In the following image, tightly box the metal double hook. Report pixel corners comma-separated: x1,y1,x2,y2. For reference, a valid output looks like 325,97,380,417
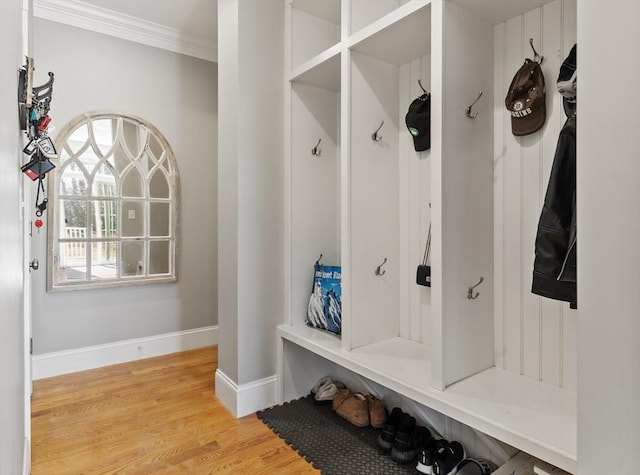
467,277,484,300
311,138,321,157
371,121,384,142
466,91,483,119
529,38,544,64
375,257,388,276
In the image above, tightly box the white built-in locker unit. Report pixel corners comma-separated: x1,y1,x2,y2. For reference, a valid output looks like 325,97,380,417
278,0,577,472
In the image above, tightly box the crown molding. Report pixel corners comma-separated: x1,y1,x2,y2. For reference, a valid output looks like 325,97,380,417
33,0,217,62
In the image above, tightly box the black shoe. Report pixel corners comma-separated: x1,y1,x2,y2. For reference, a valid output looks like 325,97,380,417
377,407,403,452
390,415,432,464
416,438,449,474
433,441,465,475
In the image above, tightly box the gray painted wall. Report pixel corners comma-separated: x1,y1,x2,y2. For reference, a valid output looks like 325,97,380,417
31,18,218,354
0,0,27,472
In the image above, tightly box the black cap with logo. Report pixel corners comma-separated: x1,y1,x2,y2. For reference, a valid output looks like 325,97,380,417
405,93,431,152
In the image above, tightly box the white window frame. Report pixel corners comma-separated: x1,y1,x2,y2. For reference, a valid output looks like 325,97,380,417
47,111,180,291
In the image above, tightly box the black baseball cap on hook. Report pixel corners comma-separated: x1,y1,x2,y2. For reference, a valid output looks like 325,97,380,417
405,93,431,152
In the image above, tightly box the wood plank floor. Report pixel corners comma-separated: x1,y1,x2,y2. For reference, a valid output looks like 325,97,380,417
31,347,319,474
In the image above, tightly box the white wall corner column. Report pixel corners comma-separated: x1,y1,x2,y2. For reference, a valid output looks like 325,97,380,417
216,0,284,417
577,1,640,473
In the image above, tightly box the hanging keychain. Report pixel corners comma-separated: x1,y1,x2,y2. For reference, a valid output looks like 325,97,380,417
416,222,431,287
35,174,47,217
18,59,56,233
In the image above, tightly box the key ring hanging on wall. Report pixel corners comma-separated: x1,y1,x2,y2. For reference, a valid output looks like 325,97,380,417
35,175,47,217
416,222,431,287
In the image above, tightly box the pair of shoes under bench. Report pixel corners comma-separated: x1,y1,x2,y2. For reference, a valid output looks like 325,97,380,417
416,438,465,475
377,407,432,464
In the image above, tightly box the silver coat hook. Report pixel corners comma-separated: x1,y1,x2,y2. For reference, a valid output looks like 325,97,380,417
311,138,321,157
371,121,384,142
466,91,483,119
529,38,544,64
467,276,484,300
375,257,388,276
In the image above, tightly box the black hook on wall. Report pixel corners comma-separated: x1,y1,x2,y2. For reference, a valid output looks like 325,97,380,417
311,138,322,157
467,276,484,300
466,91,483,119
371,121,384,142
375,257,388,276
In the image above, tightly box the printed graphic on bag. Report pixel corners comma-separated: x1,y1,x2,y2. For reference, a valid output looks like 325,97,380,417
307,264,342,335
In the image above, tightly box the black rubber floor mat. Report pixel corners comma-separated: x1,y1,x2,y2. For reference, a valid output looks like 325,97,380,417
256,395,416,475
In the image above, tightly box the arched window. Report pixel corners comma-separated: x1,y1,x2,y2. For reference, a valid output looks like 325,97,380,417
47,112,179,290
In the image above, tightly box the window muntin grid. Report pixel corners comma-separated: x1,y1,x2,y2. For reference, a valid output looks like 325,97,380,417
47,112,179,291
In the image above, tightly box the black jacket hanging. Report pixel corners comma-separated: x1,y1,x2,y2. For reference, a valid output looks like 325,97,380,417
531,114,576,307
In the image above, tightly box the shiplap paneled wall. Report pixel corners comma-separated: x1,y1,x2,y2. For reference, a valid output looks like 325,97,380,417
399,54,431,347
289,83,340,325
493,0,577,391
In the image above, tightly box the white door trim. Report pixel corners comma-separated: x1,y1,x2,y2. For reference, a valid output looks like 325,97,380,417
21,0,33,461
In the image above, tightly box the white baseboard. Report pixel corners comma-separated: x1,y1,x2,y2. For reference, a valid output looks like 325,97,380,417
215,369,277,418
32,326,218,380
215,369,239,415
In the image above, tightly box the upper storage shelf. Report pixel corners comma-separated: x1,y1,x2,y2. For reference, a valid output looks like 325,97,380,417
451,0,557,25
350,0,411,36
290,0,341,71
348,0,431,65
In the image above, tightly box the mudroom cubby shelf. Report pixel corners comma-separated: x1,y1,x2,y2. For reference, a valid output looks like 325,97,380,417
281,0,577,472
289,45,341,91
278,324,576,472
347,0,431,65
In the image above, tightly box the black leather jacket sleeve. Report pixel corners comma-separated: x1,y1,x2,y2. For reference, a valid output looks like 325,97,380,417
531,114,576,305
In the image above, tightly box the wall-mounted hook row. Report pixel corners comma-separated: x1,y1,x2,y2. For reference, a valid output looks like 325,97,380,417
311,138,321,157
375,257,388,276
467,276,484,300
371,120,384,142
466,91,483,119
529,38,544,64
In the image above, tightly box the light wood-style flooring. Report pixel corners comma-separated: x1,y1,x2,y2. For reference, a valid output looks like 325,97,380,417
31,346,319,474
